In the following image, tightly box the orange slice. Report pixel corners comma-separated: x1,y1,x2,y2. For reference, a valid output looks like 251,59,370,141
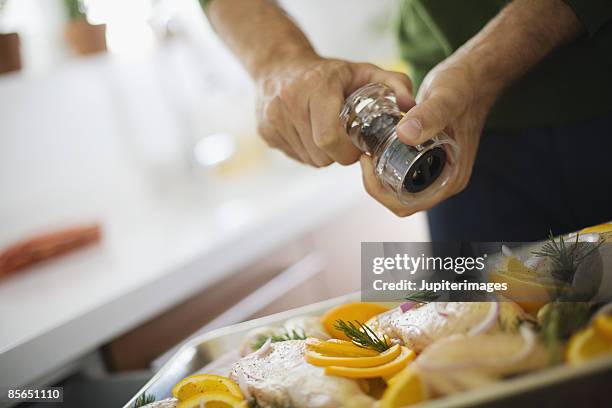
306,344,400,368
172,374,243,401
305,338,379,357
566,327,612,365
379,367,428,408
594,313,612,342
321,302,390,340
176,392,246,408
325,347,415,378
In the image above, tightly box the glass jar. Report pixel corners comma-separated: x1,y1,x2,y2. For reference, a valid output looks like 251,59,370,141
340,83,459,206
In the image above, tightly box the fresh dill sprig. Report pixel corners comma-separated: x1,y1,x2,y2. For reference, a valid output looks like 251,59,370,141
133,392,156,408
252,329,307,351
532,232,602,284
404,289,439,303
334,319,390,353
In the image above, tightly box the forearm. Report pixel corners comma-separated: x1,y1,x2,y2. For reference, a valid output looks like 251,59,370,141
455,0,583,105
207,0,318,80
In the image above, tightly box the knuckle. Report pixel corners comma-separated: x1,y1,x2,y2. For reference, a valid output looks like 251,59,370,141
263,98,284,128
313,129,336,149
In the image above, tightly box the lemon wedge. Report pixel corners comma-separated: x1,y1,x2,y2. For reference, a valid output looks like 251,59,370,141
566,327,612,364
176,392,246,408
324,346,415,378
379,367,428,408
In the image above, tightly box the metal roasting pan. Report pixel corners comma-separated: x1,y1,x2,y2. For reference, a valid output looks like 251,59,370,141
123,291,612,408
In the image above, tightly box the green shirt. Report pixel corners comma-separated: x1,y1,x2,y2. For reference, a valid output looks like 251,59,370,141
397,0,612,129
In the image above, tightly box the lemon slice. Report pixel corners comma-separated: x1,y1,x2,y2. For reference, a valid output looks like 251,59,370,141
566,327,612,364
580,223,612,234
306,344,400,368
176,392,246,408
172,374,243,401
379,367,428,408
594,313,612,341
324,346,415,378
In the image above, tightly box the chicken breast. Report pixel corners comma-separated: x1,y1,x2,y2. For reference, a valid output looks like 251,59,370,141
368,301,527,352
230,340,375,408
413,327,549,396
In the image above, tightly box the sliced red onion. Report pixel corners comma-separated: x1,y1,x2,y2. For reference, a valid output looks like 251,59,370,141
468,302,499,336
484,324,535,367
252,337,272,357
501,245,513,257
400,301,417,313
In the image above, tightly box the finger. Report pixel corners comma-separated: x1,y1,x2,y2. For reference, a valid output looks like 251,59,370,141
258,121,311,165
359,155,418,217
263,98,313,165
396,91,460,146
309,81,360,165
279,89,333,167
349,63,415,111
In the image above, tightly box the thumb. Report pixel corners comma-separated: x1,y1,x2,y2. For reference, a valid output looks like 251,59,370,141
396,93,455,146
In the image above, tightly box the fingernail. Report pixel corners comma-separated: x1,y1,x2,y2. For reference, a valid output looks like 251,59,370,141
398,119,422,141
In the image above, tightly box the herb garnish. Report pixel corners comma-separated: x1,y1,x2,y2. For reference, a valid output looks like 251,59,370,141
538,301,592,363
404,289,439,303
252,329,307,351
133,392,156,408
532,232,602,285
334,320,390,353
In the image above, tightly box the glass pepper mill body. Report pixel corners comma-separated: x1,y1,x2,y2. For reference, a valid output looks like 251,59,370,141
340,83,459,205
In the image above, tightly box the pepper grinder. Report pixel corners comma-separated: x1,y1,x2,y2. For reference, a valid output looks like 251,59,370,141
340,83,459,205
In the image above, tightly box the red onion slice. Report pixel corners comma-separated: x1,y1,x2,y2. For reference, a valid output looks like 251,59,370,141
400,301,417,313
468,302,499,336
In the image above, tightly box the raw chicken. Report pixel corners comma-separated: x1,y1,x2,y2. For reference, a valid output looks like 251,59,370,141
230,340,374,408
368,301,527,352
140,398,177,408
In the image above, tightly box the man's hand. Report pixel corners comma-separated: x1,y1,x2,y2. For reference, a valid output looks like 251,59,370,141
361,0,582,217
360,56,493,216
256,57,414,166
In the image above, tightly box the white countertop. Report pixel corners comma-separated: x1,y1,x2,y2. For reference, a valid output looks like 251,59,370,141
0,55,366,387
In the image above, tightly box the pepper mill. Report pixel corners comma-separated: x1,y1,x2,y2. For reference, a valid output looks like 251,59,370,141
340,83,459,205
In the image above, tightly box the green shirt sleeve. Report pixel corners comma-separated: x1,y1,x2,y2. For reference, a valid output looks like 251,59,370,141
563,0,612,36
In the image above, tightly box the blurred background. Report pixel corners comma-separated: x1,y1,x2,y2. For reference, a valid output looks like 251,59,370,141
0,1,428,406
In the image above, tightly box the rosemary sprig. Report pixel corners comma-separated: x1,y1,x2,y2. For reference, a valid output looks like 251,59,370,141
133,392,156,408
404,289,439,303
252,329,307,351
333,319,390,353
532,232,602,284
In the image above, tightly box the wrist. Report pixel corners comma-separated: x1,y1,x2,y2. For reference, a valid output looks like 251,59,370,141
252,46,320,82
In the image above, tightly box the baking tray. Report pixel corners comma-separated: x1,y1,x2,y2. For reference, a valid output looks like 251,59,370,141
123,293,612,408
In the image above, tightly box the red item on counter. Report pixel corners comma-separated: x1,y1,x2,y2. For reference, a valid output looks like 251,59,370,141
0,224,102,277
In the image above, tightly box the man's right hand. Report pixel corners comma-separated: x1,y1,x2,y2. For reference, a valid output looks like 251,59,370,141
255,56,415,167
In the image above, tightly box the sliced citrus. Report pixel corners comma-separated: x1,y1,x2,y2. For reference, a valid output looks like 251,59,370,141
594,313,612,342
580,223,612,234
324,346,415,378
172,374,243,401
305,338,379,357
489,269,557,314
306,344,400,368
566,327,612,364
321,302,389,340
379,367,428,408
176,392,245,408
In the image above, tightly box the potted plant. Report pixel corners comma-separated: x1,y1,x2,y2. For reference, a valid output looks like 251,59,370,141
63,0,106,55
0,0,21,73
